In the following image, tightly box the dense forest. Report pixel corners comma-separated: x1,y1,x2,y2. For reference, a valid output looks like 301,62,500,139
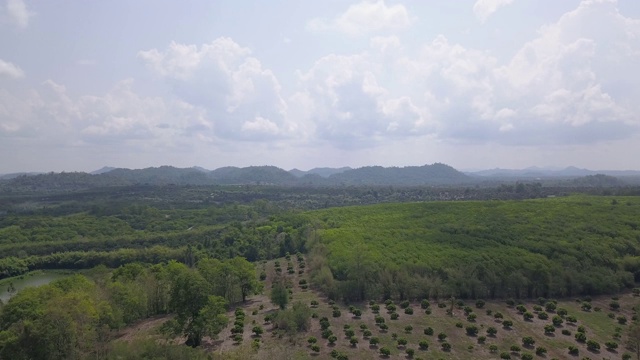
305,196,640,302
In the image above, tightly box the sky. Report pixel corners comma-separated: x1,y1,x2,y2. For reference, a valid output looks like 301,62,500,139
1,0,640,173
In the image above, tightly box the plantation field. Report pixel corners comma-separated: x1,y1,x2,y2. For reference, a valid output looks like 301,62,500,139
122,256,639,360
305,196,640,300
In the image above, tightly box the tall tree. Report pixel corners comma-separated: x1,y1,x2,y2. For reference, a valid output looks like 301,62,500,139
168,269,227,347
229,257,260,302
270,276,289,310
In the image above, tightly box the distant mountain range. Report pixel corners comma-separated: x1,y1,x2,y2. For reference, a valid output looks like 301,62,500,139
2,164,640,191
0,163,471,190
465,166,640,178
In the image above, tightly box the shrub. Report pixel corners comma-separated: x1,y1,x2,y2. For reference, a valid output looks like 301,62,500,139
502,320,513,328
466,325,479,336
568,346,579,355
308,336,317,344
349,336,358,346
521,353,533,360
310,300,319,307
421,299,430,309
610,300,620,310
332,309,341,318
379,323,389,331
574,332,586,343
386,304,397,312
464,306,474,314
406,348,415,357
522,336,535,347
545,302,557,312
476,299,486,308
489,344,498,352
404,325,413,333
455,322,463,328
586,340,600,351
438,332,447,341
500,352,511,359
363,329,372,337
516,305,527,313
544,324,555,334
605,341,618,350
552,315,563,326
311,344,320,352
618,315,628,324
344,329,355,337
510,345,521,352
566,315,577,323
352,309,362,318
369,337,380,345
400,300,410,309
404,307,414,315
419,340,429,350
535,346,547,356
523,311,534,321
581,302,592,311
467,313,477,322
252,326,263,337
441,342,451,351
397,338,408,346
390,312,399,320
494,312,504,319
557,308,568,316
371,304,380,313
487,326,498,336
380,347,391,356
478,335,486,343
537,311,549,320
328,335,337,344
561,329,571,336
424,327,434,335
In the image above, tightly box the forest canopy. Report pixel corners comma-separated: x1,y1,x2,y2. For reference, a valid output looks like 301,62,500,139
305,196,640,301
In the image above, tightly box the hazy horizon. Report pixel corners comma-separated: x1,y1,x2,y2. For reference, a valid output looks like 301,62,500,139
2,0,640,173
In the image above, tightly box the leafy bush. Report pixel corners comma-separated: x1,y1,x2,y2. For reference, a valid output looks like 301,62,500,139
421,299,430,309
522,336,535,347
404,307,414,315
586,340,600,351
465,325,479,336
535,346,547,356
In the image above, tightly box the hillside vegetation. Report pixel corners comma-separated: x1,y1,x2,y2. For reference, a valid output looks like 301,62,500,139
307,196,640,301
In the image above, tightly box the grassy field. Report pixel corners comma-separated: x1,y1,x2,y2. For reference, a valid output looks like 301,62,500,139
120,256,639,360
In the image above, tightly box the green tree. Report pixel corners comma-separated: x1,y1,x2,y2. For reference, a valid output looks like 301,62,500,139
270,278,289,310
229,257,261,302
168,270,228,347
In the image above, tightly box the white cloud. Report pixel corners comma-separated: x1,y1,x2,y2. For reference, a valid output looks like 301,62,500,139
0,79,208,151
0,59,24,78
473,0,514,23
307,0,412,36
294,49,431,148
139,38,294,142
6,0,33,29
